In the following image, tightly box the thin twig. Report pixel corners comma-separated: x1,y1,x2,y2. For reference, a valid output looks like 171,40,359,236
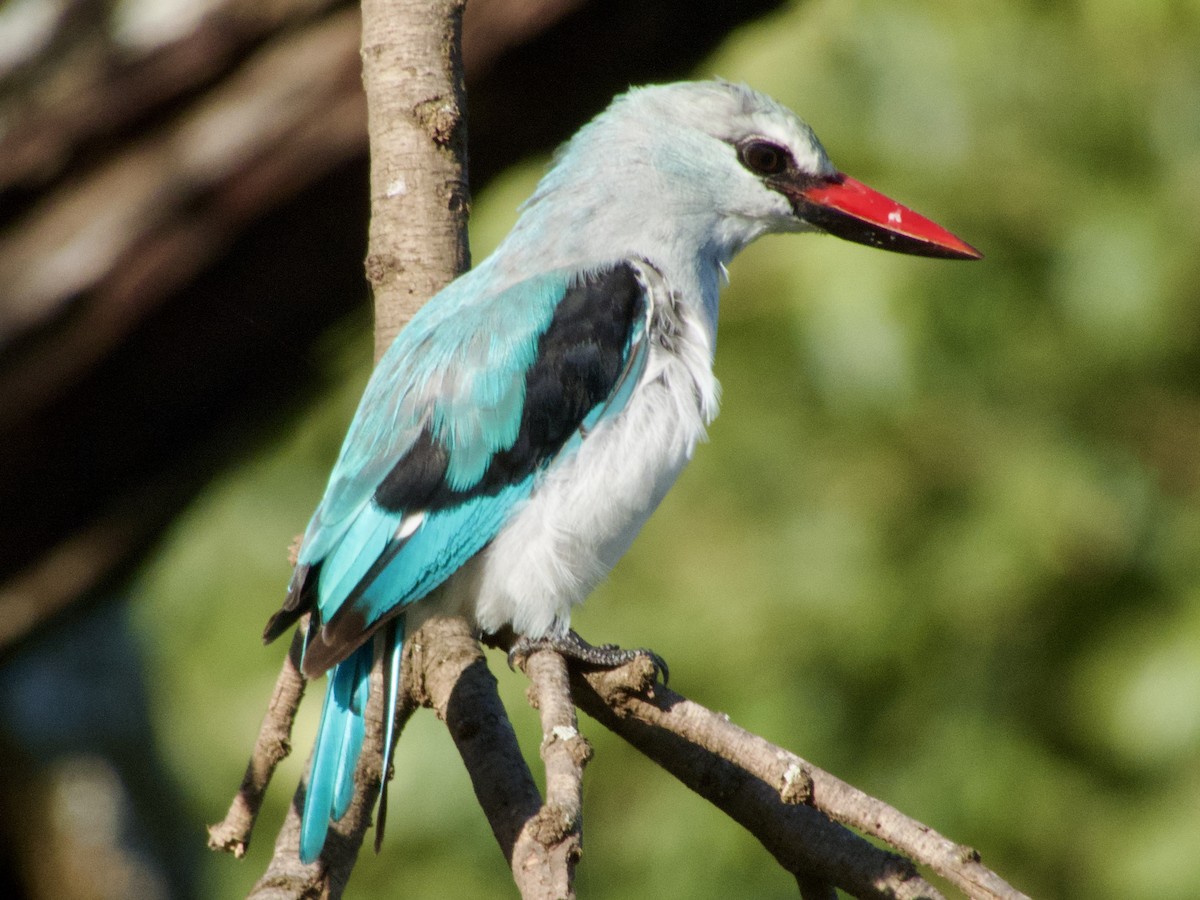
568,656,1030,900
207,625,308,857
245,630,413,900
220,616,1028,898
802,763,1028,900
564,657,938,900
519,649,590,897
406,616,567,897
412,621,602,898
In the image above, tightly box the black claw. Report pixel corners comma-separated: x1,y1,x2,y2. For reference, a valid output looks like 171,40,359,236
648,652,670,686
508,630,668,684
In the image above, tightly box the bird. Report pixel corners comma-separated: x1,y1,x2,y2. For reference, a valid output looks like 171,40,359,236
261,79,981,863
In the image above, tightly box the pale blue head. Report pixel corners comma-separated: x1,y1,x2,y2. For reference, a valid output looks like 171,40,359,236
511,80,980,267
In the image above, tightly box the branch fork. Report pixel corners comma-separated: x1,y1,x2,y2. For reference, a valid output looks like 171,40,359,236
211,615,1029,899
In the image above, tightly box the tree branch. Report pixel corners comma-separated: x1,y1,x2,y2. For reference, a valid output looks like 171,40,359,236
242,629,411,900
222,622,1031,899
517,649,589,896
406,617,577,898
207,626,309,858
240,5,481,886
563,656,1031,900
240,2,480,887
359,0,471,361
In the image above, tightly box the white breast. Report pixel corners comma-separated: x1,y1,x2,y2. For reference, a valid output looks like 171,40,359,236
428,276,720,640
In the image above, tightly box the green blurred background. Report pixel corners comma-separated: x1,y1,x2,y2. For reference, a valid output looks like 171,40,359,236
122,0,1200,897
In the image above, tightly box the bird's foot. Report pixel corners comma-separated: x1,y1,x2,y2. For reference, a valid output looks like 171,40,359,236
507,629,669,685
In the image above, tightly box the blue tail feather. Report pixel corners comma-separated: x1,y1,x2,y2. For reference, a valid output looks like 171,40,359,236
374,618,406,852
381,617,406,798
299,642,372,863
298,619,407,864
331,667,367,820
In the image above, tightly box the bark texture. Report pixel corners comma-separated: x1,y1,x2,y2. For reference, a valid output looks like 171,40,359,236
360,0,471,359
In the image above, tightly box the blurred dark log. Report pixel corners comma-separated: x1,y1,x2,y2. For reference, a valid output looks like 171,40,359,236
0,0,785,656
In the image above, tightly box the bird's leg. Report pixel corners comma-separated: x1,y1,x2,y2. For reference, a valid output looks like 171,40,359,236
507,629,669,684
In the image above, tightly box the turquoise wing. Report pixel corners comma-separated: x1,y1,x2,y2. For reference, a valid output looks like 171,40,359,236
263,261,651,676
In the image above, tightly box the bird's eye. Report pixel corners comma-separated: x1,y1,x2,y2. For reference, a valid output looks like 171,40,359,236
738,139,791,176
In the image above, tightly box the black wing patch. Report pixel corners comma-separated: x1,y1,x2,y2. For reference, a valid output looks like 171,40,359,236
372,261,646,513
262,261,646,649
